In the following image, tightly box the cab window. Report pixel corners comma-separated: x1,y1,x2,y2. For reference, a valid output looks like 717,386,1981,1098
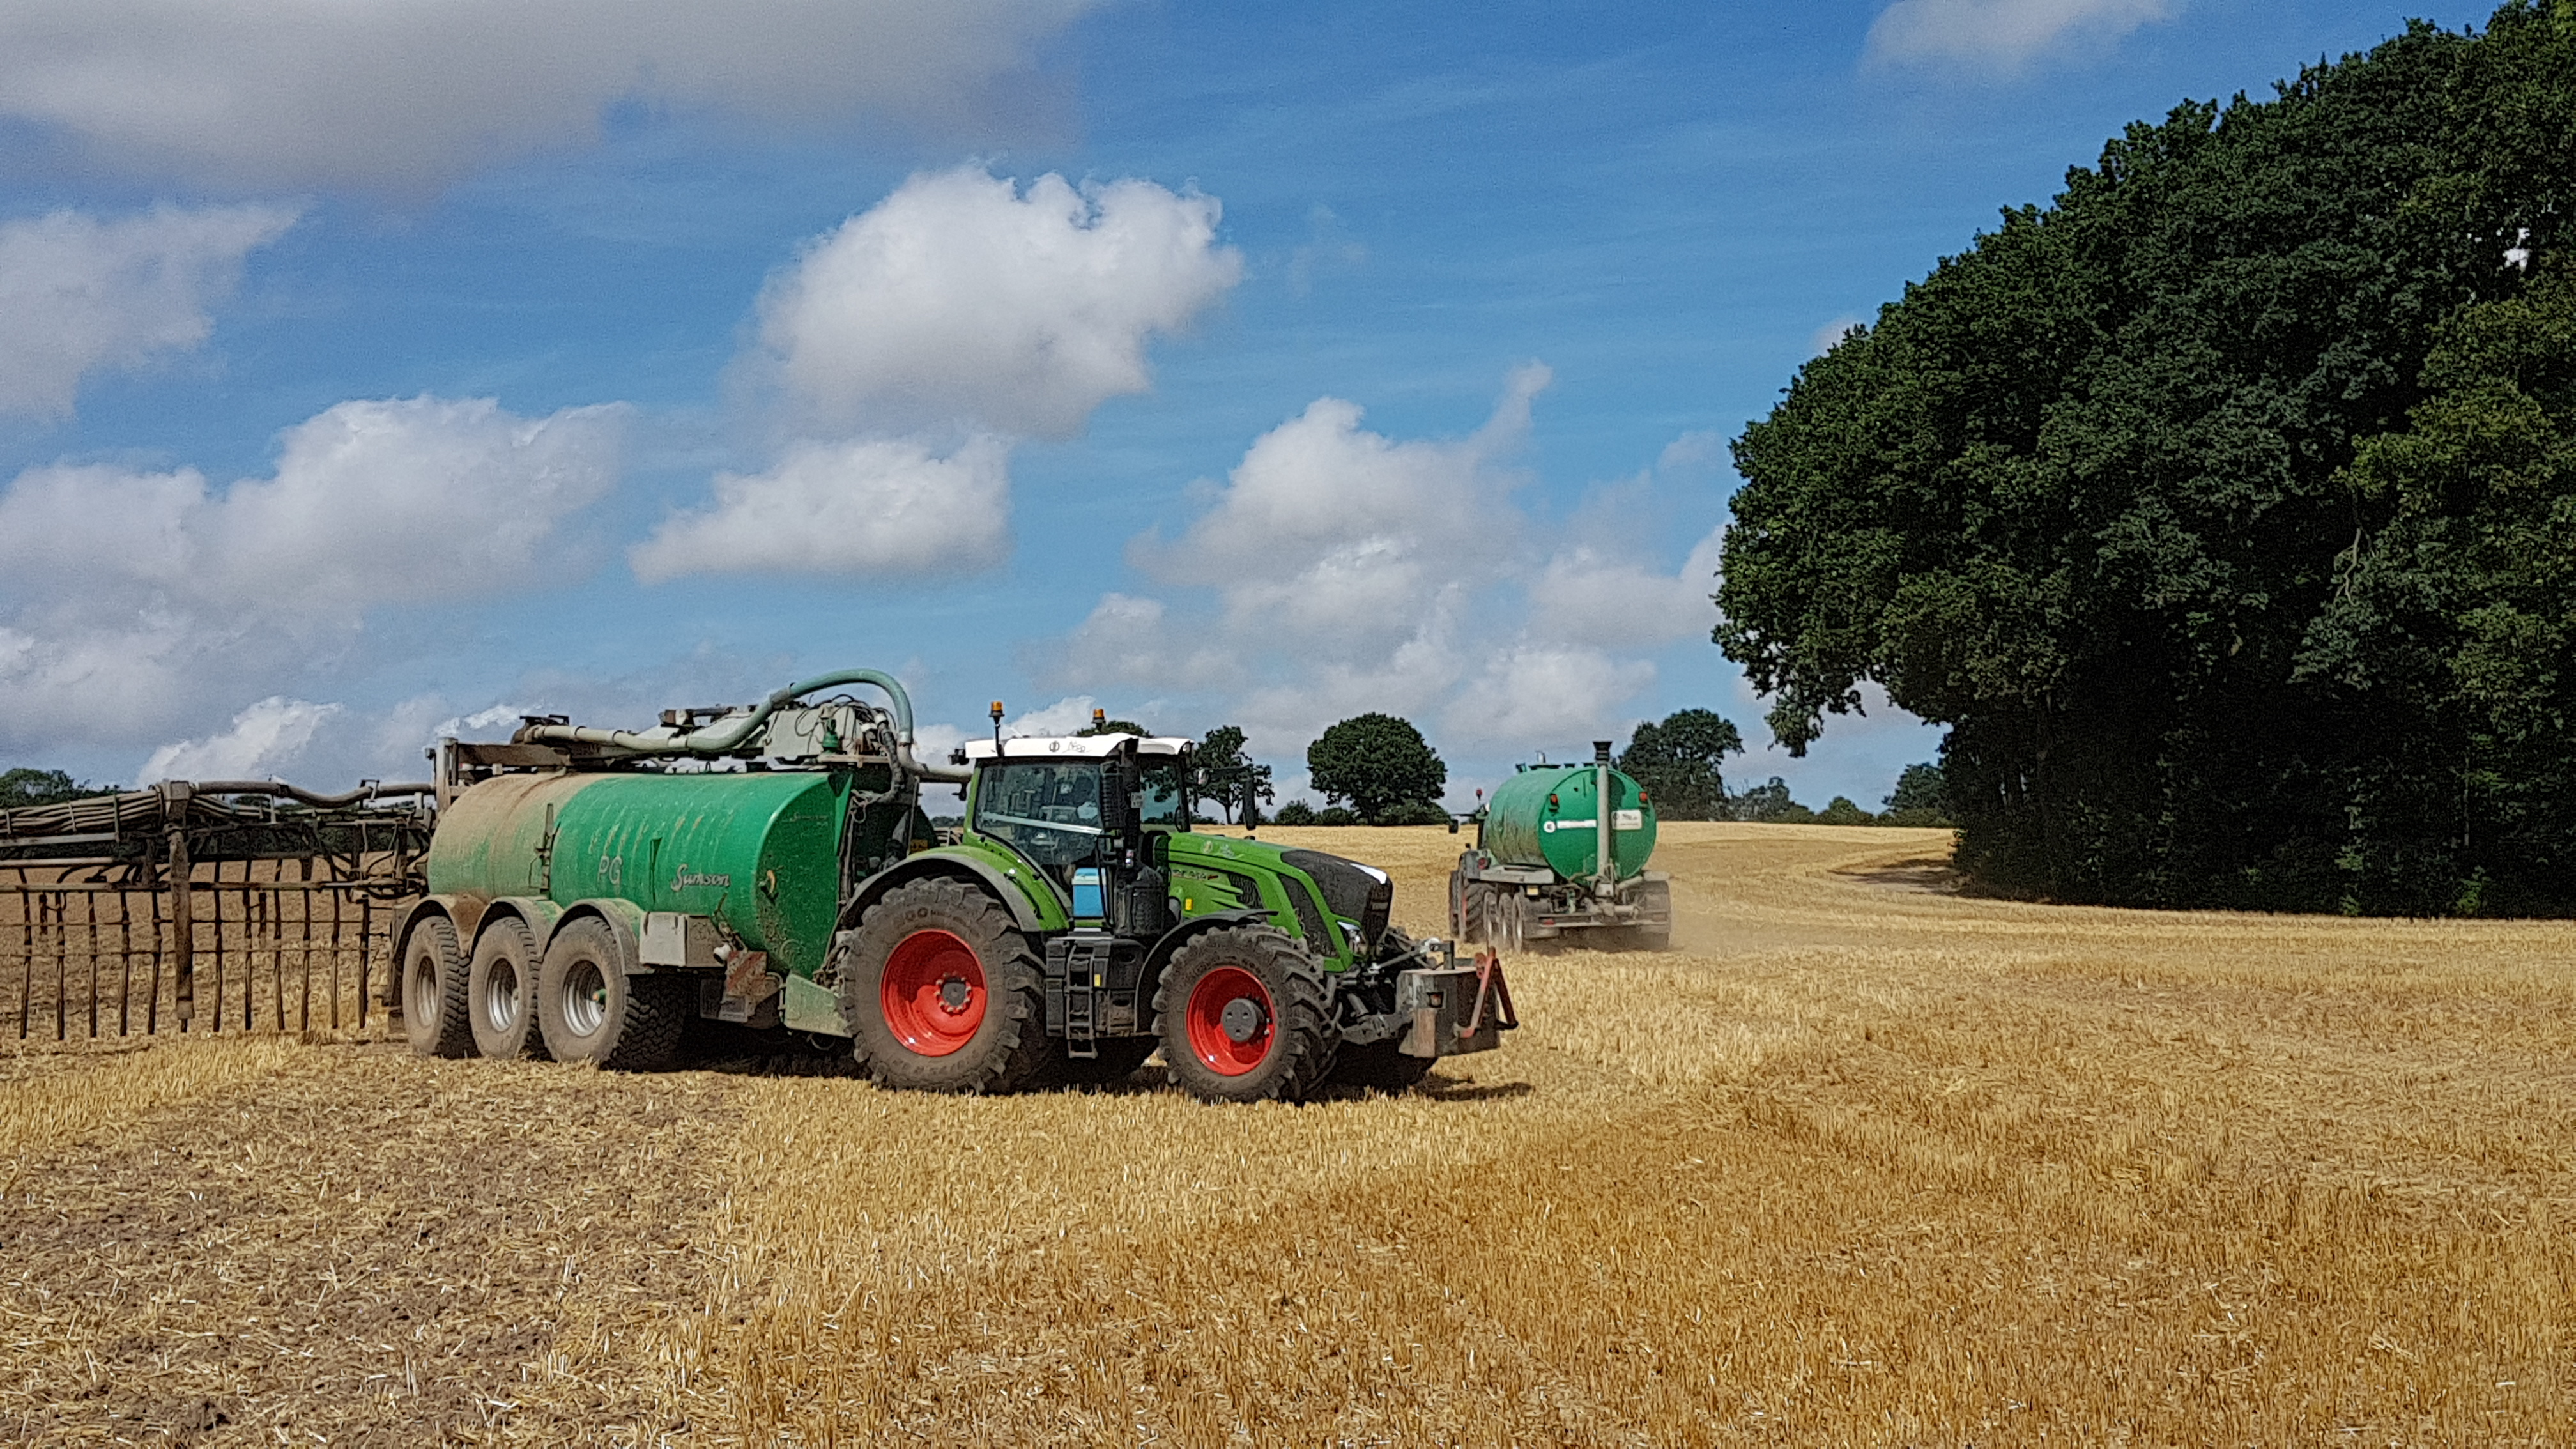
974,761,1105,867
1139,760,1192,827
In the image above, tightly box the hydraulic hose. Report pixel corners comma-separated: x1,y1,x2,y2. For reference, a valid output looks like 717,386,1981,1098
514,667,969,783
188,781,437,807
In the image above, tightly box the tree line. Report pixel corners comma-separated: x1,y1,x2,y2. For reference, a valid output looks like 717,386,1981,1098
1717,3,2576,913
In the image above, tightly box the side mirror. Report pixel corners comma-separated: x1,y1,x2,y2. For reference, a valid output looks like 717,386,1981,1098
1240,779,1263,832
1447,815,1460,835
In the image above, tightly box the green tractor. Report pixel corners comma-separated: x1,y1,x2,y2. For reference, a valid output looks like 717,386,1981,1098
396,669,1510,1101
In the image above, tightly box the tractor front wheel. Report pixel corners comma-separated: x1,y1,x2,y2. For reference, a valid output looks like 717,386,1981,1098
1155,926,1335,1103
841,878,1053,1093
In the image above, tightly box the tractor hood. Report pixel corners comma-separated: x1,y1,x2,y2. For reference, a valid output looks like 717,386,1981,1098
1169,834,1394,955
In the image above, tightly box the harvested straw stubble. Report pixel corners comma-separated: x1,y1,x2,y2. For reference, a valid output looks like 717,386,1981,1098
0,1045,737,1445
0,822,2567,1445
622,823,2575,1445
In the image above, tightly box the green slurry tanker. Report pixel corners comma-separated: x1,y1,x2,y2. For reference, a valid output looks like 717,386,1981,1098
397,668,1512,1101
1448,741,1670,950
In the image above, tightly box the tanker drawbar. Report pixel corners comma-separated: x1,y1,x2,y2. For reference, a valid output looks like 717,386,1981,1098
392,670,1515,1100
1448,740,1671,950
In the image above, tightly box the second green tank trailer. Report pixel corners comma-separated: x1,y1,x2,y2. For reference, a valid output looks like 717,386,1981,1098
394,668,1512,1101
1449,741,1671,950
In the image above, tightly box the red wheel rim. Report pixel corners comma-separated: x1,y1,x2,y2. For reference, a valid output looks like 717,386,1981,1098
1184,965,1275,1077
880,929,987,1057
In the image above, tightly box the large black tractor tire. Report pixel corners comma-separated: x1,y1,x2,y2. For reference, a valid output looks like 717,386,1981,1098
401,916,474,1059
537,917,686,1070
1154,925,1337,1103
1052,1037,1159,1089
841,878,1054,1094
467,917,548,1061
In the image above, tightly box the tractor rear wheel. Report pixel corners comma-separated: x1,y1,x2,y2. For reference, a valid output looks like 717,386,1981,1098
467,917,548,1060
841,878,1053,1093
537,917,686,1070
401,916,473,1059
1155,925,1335,1103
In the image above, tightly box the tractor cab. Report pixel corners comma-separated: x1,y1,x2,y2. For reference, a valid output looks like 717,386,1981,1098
958,733,1196,936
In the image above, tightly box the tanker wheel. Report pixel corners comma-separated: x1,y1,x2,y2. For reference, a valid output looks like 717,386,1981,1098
401,916,473,1059
1154,925,1335,1103
1497,891,1526,953
841,878,1053,1094
466,917,549,1061
536,917,686,1070
1053,1037,1158,1088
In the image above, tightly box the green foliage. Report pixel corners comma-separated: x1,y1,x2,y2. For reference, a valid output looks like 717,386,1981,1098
1077,717,1149,737
1717,5,2576,912
1729,777,1815,824
1314,805,1360,826
1880,762,1954,827
1193,724,1276,825
0,768,112,810
1376,799,1454,827
1616,709,1743,820
1269,800,1319,825
1306,714,1447,824
1818,796,1877,826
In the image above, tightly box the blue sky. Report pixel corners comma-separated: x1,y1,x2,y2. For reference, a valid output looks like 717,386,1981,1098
0,0,2498,809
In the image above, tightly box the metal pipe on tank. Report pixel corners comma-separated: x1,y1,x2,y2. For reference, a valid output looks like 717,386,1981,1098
1593,740,1614,894
514,668,969,783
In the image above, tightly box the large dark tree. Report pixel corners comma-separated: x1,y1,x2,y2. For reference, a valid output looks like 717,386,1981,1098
1194,725,1276,824
1718,4,2576,913
1306,714,1446,824
0,769,111,811
1616,709,1743,820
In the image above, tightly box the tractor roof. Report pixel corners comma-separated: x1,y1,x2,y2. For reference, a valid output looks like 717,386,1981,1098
962,734,1193,762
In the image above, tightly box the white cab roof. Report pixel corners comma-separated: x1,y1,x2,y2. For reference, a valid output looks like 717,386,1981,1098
961,733,1193,761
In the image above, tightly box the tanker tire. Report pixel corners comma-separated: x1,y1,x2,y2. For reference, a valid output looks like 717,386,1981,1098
537,917,686,1071
466,917,547,1061
1153,925,1336,1104
401,916,473,1059
841,879,1053,1094
1052,1037,1158,1088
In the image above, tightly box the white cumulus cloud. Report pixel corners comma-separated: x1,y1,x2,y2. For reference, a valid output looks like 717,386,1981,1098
139,696,340,784
1866,0,2175,71
1135,364,1546,664
1443,645,1657,748
0,203,295,417
649,166,1239,581
0,395,625,756
0,1,1103,190
756,167,1242,439
631,434,1011,582
1041,365,1736,781
1527,528,1722,650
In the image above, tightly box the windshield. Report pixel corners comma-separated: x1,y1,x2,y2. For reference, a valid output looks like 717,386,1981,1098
974,760,1105,867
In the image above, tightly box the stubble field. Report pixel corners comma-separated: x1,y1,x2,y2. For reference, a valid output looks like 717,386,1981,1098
1,822,2570,1445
